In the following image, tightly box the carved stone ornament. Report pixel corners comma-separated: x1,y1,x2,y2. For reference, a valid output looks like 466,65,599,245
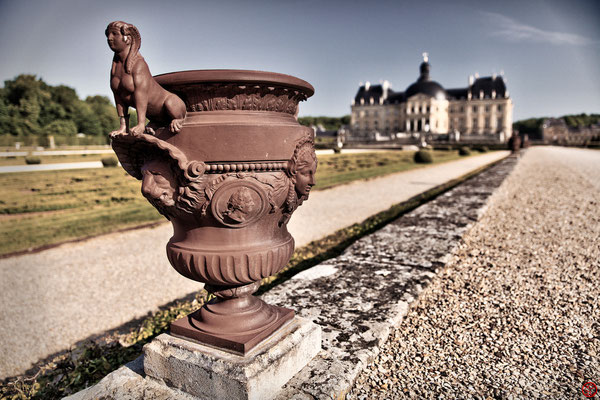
110,66,315,354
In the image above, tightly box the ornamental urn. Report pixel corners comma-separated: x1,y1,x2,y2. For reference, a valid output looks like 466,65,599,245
111,69,316,354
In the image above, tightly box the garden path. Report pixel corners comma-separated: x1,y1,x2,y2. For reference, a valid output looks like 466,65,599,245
349,146,600,399
0,150,507,379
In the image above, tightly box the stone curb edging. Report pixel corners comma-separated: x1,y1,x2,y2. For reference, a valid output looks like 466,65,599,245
266,153,520,399
65,154,519,400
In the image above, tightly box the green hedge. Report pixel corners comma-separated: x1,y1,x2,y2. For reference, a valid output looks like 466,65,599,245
101,157,118,167
414,150,433,163
458,146,471,156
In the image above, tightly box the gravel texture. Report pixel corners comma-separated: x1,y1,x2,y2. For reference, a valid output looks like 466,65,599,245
0,151,507,379
348,146,600,399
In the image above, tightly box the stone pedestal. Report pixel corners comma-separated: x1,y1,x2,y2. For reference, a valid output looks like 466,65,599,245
144,317,321,400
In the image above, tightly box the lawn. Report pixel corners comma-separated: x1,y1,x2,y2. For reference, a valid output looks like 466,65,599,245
0,149,479,256
315,150,465,190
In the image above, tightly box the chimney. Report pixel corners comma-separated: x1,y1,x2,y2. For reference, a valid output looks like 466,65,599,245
365,81,371,91
475,72,479,79
469,75,474,86
382,80,390,100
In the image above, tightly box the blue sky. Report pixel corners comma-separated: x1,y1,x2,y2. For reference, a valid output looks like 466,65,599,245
0,0,598,121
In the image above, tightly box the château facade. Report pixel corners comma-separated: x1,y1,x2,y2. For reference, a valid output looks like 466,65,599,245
350,54,513,142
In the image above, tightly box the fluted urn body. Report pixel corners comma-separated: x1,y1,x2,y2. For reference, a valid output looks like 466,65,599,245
111,70,316,353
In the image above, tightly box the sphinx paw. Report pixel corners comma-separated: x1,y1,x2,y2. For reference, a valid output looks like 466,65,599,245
170,119,184,133
109,130,126,139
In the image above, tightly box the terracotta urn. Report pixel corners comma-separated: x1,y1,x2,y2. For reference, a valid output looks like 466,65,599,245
111,70,316,354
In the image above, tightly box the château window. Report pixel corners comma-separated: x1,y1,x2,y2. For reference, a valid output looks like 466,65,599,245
498,105,503,111
485,106,489,112
472,106,478,112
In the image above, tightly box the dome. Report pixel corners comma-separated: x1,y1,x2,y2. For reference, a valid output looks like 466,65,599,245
405,80,446,99
405,57,446,100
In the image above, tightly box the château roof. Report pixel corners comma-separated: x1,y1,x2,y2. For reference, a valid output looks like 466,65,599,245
446,88,469,100
354,84,385,104
470,76,507,98
353,56,510,106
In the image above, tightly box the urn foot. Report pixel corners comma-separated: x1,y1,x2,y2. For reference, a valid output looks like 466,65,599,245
170,304,294,355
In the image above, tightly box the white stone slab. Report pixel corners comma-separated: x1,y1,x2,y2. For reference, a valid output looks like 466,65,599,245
143,317,321,400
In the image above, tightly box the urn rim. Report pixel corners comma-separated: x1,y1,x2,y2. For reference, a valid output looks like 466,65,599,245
154,69,314,97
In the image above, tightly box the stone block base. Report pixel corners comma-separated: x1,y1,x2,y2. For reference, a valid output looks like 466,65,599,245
144,317,321,400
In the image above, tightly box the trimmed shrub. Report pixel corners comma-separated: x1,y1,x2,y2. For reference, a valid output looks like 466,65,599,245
101,156,119,167
25,156,41,165
476,146,489,153
333,147,341,154
458,146,471,156
414,150,433,164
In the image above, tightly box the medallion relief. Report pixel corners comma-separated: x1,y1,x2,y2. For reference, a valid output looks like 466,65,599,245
211,181,268,228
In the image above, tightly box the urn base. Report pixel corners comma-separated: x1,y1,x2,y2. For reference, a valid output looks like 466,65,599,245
170,304,294,354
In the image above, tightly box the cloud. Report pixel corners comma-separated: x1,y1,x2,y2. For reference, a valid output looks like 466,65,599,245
483,11,595,46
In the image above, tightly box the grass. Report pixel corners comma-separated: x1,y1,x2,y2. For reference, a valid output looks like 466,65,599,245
0,168,161,255
310,150,465,190
0,156,503,399
0,149,480,257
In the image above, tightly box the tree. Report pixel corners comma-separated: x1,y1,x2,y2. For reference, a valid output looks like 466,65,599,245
0,75,120,138
43,120,78,136
298,115,350,130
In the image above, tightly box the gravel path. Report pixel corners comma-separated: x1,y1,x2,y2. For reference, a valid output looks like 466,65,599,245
0,151,507,379
348,147,600,399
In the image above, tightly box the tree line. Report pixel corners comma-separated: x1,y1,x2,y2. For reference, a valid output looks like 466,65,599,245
298,115,350,131
513,113,600,139
0,75,137,146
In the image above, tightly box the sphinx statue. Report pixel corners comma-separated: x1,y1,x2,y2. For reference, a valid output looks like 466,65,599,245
106,21,186,136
